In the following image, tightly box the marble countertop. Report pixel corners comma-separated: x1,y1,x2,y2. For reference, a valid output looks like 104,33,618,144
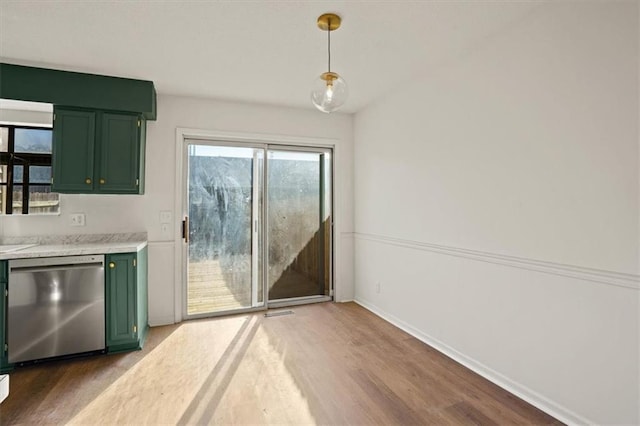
0,374,8,405
0,233,147,260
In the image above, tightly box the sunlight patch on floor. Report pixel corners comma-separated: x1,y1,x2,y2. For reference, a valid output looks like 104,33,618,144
66,314,315,424
209,323,317,424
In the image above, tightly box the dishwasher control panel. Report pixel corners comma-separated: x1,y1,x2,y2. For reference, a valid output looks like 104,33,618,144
9,254,104,269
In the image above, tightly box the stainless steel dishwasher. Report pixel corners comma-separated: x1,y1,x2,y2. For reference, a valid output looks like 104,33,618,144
7,255,105,364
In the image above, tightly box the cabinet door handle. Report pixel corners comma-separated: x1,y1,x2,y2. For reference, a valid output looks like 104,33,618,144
99,178,106,184
85,178,92,184
109,262,115,269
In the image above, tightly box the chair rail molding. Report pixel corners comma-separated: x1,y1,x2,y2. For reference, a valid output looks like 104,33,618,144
354,232,640,290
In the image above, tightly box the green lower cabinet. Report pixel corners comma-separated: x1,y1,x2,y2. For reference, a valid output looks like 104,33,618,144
0,261,12,373
105,248,148,354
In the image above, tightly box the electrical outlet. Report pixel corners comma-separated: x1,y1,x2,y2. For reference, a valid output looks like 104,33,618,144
70,213,86,227
376,281,381,294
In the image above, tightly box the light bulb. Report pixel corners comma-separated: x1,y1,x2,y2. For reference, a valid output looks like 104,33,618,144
326,82,334,102
311,72,347,113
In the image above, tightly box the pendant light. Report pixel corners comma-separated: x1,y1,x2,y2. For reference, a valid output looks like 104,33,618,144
311,13,347,113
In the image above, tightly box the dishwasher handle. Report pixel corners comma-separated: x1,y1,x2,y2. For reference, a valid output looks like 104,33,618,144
10,262,105,274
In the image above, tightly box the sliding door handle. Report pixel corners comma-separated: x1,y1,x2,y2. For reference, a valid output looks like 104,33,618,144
182,217,189,243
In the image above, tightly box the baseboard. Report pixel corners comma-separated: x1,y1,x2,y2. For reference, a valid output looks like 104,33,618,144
139,324,149,349
148,315,176,327
354,298,592,426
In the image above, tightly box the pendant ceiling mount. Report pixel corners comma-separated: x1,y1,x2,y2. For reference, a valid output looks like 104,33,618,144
317,13,341,31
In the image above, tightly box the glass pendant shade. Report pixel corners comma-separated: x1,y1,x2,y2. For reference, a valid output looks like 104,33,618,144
311,72,348,113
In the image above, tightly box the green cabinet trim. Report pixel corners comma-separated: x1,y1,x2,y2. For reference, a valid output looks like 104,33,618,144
138,117,147,194
52,107,145,194
0,261,12,373
136,247,149,347
0,63,156,120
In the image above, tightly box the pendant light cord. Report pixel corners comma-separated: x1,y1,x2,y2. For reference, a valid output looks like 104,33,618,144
327,19,331,73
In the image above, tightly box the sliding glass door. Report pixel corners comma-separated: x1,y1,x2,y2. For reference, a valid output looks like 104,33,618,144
267,149,331,302
183,141,331,317
185,144,264,316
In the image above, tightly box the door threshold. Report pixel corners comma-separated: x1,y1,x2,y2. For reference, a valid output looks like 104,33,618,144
267,295,332,309
184,305,267,321
264,310,294,318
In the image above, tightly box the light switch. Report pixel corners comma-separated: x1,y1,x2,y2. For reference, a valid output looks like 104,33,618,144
160,223,171,238
159,211,172,224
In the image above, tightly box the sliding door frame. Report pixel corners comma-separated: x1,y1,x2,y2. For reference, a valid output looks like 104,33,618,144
175,128,335,321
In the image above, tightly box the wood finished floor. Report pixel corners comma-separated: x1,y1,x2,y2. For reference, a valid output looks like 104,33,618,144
1,302,561,425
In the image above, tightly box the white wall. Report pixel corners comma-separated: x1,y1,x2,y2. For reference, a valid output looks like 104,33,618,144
1,95,355,326
353,2,639,425
0,108,52,127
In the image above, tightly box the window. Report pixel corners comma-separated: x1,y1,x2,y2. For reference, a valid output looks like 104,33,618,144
0,125,59,214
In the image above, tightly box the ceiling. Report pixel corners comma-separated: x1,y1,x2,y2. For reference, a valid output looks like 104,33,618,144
0,1,542,114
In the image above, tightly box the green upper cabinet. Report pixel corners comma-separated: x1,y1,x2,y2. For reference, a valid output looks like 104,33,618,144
52,107,145,194
99,112,144,193
52,109,96,192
